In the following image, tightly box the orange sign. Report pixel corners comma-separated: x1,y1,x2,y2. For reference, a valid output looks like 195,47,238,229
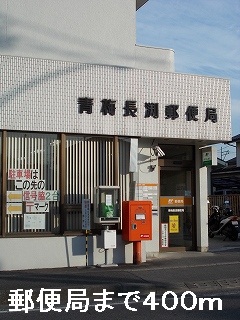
160,196,192,207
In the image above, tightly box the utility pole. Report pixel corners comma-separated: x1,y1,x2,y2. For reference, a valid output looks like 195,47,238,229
220,146,229,160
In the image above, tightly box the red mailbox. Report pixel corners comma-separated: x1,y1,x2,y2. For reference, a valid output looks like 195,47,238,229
122,200,152,242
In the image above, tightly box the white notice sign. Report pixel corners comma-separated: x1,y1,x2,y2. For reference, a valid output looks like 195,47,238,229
105,194,112,206
82,199,90,230
161,223,169,248
24,214,45,230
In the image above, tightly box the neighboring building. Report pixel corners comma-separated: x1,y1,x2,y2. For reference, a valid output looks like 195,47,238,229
233,134,240,167
0,0,232,270
211,134,240,195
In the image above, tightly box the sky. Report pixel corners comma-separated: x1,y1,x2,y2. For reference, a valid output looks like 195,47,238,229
136,0,240,160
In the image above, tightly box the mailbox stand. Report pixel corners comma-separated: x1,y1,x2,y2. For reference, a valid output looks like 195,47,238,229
122,200,152,265
133,241,142,264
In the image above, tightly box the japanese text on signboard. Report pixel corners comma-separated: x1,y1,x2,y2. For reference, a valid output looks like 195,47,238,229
78,97,217,122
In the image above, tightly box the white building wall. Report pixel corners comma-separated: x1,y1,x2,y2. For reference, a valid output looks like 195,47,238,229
137,139,159,254
195,146,209,252
0,55,231,142
0,0,135,66
0,0,174,71
135,45,175,72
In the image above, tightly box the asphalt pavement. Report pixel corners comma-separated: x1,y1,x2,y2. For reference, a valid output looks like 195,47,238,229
1,235,240,310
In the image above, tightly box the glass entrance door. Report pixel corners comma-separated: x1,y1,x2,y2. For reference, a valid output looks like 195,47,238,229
159,167,194,251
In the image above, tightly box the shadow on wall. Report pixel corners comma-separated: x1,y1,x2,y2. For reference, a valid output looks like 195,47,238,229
0,13,17,50
113,238,127,264
0,10,136,64
63,236,94,267
72,236,87,256
71,235,94,266
70,234,128,266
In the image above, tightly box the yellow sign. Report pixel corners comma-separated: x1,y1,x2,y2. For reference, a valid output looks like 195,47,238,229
169,215,179,233
7,203,22,215
7,191,22,202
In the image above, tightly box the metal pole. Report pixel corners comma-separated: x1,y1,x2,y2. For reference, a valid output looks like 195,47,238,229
133,241,142,264
104,225,109,265
85,230,88,267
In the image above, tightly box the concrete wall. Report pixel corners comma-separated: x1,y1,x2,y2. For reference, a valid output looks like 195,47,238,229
195,146,209,252
135,45,175,72
0,0,135,66
137,138,159,254
0,235,135,271
0,0,174,71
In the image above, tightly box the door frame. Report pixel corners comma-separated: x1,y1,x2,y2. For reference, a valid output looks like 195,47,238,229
158,159,196,252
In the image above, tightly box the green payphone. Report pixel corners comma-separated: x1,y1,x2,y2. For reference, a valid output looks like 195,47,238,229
94,186,120,225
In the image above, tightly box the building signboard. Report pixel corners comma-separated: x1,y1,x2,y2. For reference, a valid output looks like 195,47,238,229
160,196,192,207
0,56,231,142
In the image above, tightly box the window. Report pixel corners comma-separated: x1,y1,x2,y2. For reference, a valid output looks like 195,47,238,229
1,132,131,236
5,132,60,234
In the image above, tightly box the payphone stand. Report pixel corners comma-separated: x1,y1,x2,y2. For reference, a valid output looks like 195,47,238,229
122,201,152,264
